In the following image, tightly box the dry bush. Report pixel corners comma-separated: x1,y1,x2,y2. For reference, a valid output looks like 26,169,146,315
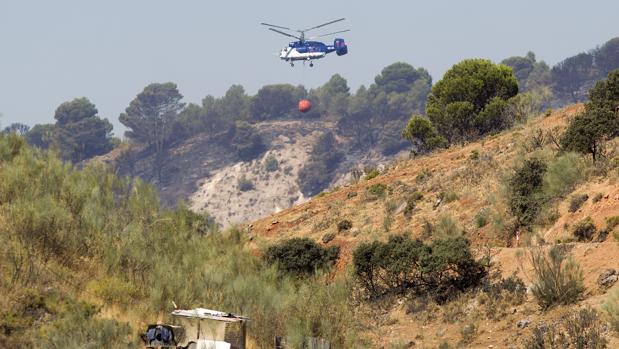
530,245,584,309
524,308,607,349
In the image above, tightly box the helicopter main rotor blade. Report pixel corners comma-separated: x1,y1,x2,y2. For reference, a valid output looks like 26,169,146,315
311,29,351,38
301,18,345,32
268,28,302,40
261,22,291,30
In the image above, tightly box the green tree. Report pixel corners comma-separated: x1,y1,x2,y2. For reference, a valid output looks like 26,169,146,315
374,62,431,94
249,84,306,120
3,123,30,135
119,83,184,181
551,52,598,103
119,82,184,148
593,37,619,77
337,85,373,148
501,52,551,92
426,59,518,142
53,98,114,162
401,115,447,154
561,69,619,161
314,74,350,118
25,123,55,148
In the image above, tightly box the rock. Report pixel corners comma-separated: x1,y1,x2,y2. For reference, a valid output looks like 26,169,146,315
347,191,358,199
598,268,618,289
271,220,279,225
433,197,443,209
517,319,531,329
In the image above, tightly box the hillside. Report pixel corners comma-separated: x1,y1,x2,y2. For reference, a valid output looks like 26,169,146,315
248,104,619,348
99,118,402,227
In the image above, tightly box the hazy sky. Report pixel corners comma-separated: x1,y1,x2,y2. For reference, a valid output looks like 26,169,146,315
1,0,617,135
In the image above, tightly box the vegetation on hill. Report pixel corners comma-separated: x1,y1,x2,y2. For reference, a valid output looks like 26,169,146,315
0,135,356,347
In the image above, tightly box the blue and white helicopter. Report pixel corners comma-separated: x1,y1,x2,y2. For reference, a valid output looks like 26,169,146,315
261,18,349,67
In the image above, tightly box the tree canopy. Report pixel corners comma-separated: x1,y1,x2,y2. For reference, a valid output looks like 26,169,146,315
561,69,619,160
119,82,185,147
249,84,306,121
426,59,518,142
53,97,114,162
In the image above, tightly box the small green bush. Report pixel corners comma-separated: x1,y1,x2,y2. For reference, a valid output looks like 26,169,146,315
365,168,380,180
530,246,584,309
264,154,279,172
364,183,388,200
435,214,460,237
469,149,480,160
543,152,587,199
592,193,603,203
403,191,423,218
572,217,596,241
568,193,589,213
322,232,336,244
603,289,619,334
524,308,607,349
337,219,352,232
237,176,254,191
415,168,432,183
439,190,458,203
607,216,619,230
474,208,489,228
265,238,339,277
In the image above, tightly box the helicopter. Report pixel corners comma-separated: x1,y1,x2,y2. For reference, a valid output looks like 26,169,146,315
261,18,349,67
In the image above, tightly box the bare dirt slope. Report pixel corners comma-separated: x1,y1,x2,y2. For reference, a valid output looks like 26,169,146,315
247,105,619,348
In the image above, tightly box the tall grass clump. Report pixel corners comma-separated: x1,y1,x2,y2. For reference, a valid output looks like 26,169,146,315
543,152,587,199
529,246,584,309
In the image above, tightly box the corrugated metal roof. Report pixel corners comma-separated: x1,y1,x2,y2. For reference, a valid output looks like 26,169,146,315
170,308,249,322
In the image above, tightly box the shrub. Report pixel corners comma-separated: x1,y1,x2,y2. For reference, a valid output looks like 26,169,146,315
365,168,380,180
435,214,460,237
264,154,279,172
415,168,432,183
524,308,607,349
237,176,254,191
439,190,458,203
530,246,584,309
572,217,596,242
474,208,489,228
469,149,480,160
508,158,547,230
603,288,619,334
337,219,352,232
592,193,603,203
543,152,587,199
352,235,486,303
607,216,619,230
568,193,589,213
403,191,423,218
322,232,336,244
364,183,388,200
265,238,340,277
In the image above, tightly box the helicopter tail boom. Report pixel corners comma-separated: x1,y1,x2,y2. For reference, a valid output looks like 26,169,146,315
327,38,348,56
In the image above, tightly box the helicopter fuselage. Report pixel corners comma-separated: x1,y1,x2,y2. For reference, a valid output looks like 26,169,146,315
279,39,347,62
